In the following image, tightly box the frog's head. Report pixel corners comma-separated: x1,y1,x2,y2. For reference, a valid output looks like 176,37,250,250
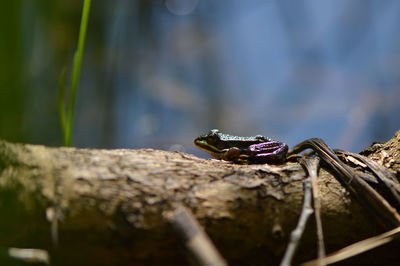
194,129,225,158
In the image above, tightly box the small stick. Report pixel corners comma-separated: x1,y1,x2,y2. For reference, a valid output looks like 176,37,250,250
288,138,400,227
280,180,314,266
164,205,227,266
8,248,49,264
335,149,400,210
302,226,400,266
300,156,326,265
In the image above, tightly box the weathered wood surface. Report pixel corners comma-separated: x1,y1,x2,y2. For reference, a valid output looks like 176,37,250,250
0,131,400,265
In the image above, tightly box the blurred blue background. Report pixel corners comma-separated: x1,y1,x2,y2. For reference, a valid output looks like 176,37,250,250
1,0,400,158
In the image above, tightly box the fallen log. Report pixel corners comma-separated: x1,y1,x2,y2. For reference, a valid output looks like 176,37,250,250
0,131,400,265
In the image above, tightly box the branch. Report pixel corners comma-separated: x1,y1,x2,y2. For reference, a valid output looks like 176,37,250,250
280,179,313,266
0,130,400,265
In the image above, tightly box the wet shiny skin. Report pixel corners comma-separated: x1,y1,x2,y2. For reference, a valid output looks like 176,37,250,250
194,129,288,164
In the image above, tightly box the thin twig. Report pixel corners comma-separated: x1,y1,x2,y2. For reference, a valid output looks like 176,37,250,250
8,248,49,264
164,205,227,266
300,156,326,265
335,149,400,211
302,226,400,265
280,179,314,266
288,138,400,227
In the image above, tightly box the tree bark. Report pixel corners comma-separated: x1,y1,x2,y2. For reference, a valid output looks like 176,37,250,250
1,131,400,265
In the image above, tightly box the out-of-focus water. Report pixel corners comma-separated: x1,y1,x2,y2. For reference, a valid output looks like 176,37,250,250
1,0,400,157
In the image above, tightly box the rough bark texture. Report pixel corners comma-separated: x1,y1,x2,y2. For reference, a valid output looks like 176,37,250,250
1,131,400,265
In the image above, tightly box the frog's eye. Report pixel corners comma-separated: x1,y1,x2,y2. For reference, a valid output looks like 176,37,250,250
207,135,218,144
206,132,220,145
209,129,220,135
207,129,219,138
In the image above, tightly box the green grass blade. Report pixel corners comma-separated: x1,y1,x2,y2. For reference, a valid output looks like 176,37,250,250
58,67,67,144
64,0,92,146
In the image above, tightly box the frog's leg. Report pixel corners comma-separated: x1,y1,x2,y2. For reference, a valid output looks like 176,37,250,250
222,147,241,161
250,141,288,163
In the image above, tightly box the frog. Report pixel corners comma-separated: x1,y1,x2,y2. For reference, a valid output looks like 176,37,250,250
194,129,288,164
